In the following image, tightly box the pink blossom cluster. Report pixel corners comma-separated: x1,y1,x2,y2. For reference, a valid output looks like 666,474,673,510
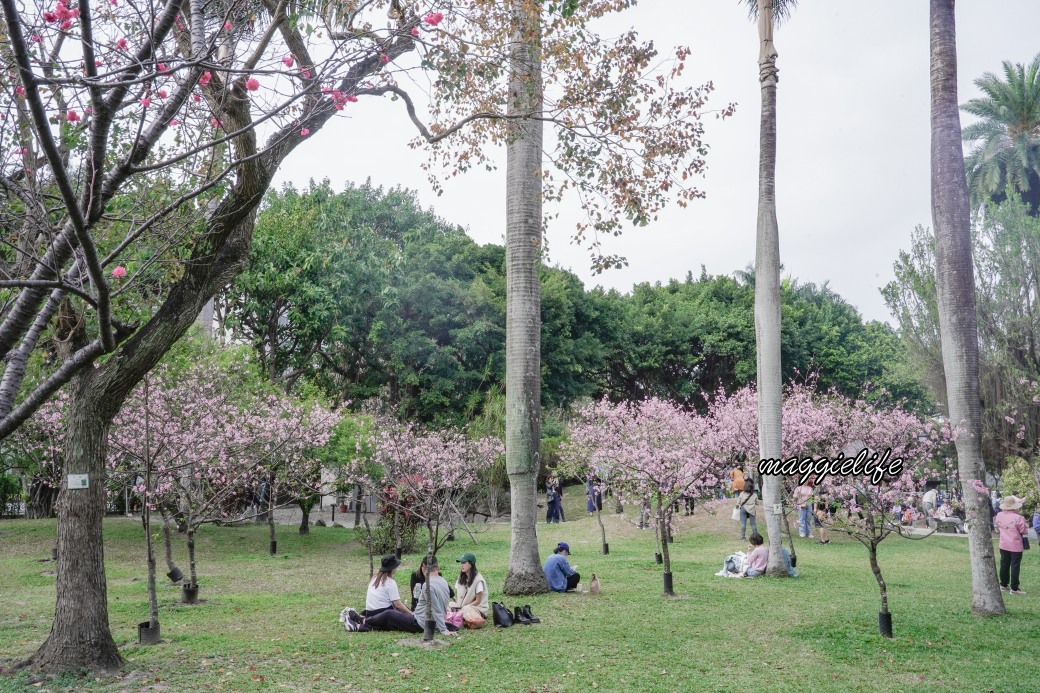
42,0,79,31
561,397,721,522
423,12,444,26
346,419,501,528
321,88,358,110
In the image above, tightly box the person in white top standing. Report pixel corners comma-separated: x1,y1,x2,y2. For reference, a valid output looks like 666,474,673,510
922,487,939,529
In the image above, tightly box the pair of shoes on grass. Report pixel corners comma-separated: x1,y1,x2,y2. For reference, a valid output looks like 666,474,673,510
340,607,363,631
816,540,829,545
1010,589,1027,596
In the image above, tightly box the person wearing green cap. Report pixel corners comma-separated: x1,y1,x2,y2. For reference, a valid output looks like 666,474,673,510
449,552,488,619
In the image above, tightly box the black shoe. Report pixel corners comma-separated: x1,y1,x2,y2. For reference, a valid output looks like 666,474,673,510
514,606,532,625
522,605,540,623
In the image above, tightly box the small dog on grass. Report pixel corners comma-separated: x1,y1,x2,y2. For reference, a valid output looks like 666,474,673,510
589,574,601,595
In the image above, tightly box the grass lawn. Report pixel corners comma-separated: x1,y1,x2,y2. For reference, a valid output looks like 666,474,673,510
1,494,1038,692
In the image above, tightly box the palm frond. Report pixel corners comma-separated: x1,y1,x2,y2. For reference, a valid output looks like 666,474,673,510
740,0,798,26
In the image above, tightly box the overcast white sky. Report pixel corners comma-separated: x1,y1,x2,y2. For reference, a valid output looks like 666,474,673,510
273,0,1040,324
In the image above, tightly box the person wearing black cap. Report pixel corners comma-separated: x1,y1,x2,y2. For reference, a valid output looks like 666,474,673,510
345,554,412,632
543,542,580,592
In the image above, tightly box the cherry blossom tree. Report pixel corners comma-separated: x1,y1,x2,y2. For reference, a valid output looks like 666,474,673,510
346,419,500,640
709,381,953,634
561,398,719,596
810,395,949,638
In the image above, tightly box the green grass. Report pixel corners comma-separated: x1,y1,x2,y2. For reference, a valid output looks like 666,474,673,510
1,498,1039,693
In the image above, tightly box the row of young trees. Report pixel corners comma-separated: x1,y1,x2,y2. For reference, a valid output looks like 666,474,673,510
559,383,949,635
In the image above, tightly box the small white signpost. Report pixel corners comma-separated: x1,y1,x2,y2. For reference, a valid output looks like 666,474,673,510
67,474,89,489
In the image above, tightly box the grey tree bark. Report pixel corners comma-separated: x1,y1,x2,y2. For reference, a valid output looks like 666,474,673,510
21,375,124,671
502,0,549,595
928,0,1005,615
752,0,787,577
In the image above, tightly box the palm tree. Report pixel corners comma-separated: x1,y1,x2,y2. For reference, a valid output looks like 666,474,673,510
502,0,550,595
929,0,1005,615
962,53,1040,216
743,0,796,577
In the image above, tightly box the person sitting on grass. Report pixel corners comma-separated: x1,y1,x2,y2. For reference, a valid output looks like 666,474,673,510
743,533,798,577
449,552,488,619
543,541,580,592
360,556,459,636
363,554,410,618
342,554,412,631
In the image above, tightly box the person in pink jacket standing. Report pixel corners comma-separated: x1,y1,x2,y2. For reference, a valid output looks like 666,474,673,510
995,496,1029,595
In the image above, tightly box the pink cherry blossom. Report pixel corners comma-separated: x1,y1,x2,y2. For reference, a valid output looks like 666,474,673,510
223,21,233,30
198,71,211,86
66,110,80,122
423,11,444,26
300,128,310,136
140,96,151,108
111,265,127,278
282,55,294,68
245,78,259,91
116,37,127,50
411,27,419,38
380,54,389,64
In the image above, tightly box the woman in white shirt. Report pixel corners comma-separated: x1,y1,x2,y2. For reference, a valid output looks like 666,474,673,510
363,555,411,618
449,552,488,618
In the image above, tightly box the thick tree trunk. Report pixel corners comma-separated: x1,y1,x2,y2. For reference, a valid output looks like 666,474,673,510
753,0,787,577
929,0,1005,615
25,476,57,519
20,385,123,672
503,0,549,596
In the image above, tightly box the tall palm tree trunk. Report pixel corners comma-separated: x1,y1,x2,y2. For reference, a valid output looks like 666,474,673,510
929,0,1004,615
753,0,786,576
503,0,549,595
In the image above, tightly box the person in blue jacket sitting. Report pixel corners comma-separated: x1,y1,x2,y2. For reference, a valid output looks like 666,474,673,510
543,542,580,592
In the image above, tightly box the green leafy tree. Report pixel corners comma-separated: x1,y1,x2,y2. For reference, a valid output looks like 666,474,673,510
962,53,1040,215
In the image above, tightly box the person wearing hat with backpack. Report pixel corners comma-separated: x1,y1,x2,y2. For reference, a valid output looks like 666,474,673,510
995,495,1029,596
543,542,580,592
